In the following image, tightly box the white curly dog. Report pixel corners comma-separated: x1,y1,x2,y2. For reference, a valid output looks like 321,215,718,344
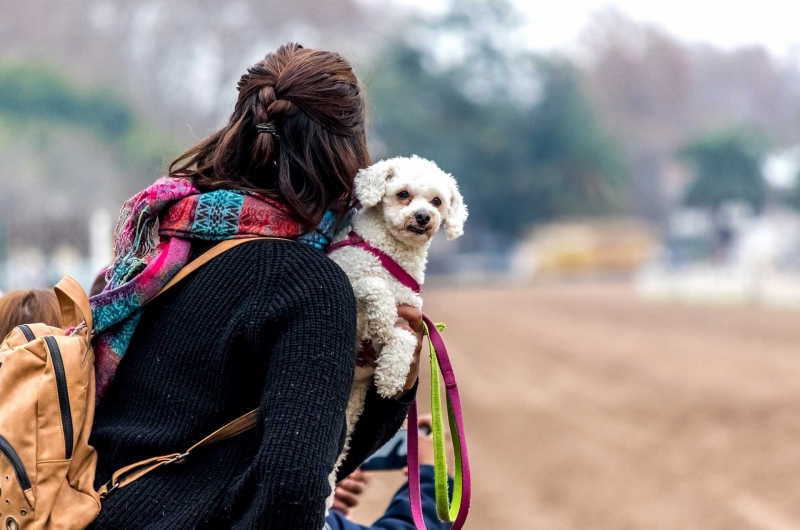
327,154,468,491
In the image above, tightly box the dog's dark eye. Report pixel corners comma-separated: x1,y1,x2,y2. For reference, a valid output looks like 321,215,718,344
397,191,410,200
432,197,442,207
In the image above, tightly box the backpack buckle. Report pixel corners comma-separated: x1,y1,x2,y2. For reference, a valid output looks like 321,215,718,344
69,322,87,336
164,452,190,466
99,480,119,499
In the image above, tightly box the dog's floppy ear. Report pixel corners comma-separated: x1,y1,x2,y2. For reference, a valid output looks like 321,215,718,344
355,159,395,208
445,174,468,240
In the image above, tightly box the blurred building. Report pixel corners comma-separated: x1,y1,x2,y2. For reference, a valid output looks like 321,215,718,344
511,218,659,279
2,209,113,291
637,205,800,308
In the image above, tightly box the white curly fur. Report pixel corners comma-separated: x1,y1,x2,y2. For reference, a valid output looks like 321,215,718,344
327,155,467,501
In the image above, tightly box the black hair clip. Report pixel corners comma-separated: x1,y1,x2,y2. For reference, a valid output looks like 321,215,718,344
256,123,280,140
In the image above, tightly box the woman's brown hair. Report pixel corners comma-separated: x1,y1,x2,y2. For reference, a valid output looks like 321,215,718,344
169,43,370,229
0,290,61,339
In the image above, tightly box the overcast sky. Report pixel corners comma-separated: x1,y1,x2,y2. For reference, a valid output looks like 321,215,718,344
390,0,800,56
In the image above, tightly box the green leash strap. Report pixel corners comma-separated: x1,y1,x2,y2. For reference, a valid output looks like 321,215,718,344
426,321,464,522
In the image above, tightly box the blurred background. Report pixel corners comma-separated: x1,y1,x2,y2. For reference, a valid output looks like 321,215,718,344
3,0,800,528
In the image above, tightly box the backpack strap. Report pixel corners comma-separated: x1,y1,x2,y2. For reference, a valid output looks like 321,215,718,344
98,236,289,499
55,237,287,332
55,276,93,331
98,409,258,499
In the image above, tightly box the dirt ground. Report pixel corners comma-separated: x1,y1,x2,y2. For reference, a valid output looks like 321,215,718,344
350,281,800,530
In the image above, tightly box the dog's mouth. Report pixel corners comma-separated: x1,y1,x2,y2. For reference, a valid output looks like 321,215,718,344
406,225,429,235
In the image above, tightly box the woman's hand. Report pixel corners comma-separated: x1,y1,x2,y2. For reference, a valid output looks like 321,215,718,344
357,305,425,398
395,304,424,396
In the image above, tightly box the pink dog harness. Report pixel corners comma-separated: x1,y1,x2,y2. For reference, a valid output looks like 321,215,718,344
327,232,471,530
327,232,422,294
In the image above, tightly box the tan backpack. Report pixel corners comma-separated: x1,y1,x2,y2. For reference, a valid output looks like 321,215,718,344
0,239,268,530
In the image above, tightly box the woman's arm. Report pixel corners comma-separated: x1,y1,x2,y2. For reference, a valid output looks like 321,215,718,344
229,255,357,530
336,382,417,482
337,305,424,481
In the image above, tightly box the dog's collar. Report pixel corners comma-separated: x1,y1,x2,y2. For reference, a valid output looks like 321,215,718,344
327,231,422,294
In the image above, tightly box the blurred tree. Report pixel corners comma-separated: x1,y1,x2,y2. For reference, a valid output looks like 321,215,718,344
581,9,692,223
680,130,768,214
0,62,133,139
366,0,626,237
0,61,176,258
581,8,800,222
0,62,172,176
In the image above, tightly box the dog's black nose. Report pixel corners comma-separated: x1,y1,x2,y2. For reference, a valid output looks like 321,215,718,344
415,211,431,226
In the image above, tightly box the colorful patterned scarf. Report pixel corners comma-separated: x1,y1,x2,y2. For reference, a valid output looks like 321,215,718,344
89,176,338,398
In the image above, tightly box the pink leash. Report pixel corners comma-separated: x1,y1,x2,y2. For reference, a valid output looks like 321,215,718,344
408,316,471,529
328,232,471,529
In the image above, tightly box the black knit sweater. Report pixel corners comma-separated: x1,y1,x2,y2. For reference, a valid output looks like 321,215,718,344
88,239,413,530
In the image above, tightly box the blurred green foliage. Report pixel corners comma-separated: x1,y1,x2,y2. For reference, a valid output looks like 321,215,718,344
680,130,768,213
0,61,172,176
0,62,132,138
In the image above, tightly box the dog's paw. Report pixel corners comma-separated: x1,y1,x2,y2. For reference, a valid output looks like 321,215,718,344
373,328,418,398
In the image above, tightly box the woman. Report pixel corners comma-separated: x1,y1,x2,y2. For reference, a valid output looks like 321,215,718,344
88,43,421,529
